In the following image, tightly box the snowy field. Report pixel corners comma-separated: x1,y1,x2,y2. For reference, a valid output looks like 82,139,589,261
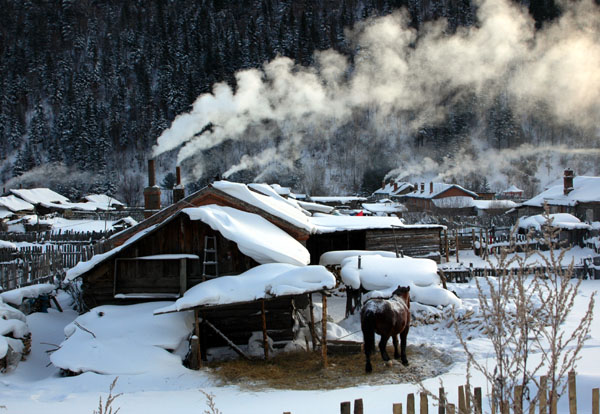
0,260,598,413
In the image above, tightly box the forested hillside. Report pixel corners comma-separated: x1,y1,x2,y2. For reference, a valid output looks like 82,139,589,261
1,0,597,203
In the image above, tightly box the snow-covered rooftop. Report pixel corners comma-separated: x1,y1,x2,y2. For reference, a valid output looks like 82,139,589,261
0,195,35,212
213,181,314,233
517,213,591,231
309,215,405,233
362,202,407,215
373,181,414,196
82,194,125,209
522,176,600,207
309,196,368,204
501,185,523,194
183,205,310,266
10,188,70,206
472,200,518,209
404,183,478,199
154,263,336,314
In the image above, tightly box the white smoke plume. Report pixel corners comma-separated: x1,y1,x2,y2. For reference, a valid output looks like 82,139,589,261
153,0,600,186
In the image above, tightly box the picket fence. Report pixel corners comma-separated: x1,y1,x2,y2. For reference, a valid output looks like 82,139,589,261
0,241,110,291
284,371,599,414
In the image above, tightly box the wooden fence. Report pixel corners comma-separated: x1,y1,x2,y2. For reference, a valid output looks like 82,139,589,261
284,371,599,414
0,230,114,244
0,242,110,292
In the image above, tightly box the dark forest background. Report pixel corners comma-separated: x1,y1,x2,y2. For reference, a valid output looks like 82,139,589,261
0,0,577,203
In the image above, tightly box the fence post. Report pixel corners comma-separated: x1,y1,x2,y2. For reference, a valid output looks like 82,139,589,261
354,398,363,414
514,385,524,414
341,401,351,414
592,388,599,414
420,393,428,414
447,404,455,414
407,393,415,414
474,387,482,414
439,387,446,414
568,370,577,414
539,376,547,414
393,403,403,414
458,386,466,414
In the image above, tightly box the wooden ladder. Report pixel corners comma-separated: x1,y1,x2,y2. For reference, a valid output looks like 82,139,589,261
202,236,218,281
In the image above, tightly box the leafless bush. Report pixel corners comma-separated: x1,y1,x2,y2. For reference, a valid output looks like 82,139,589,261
199,390,222,414
93,377,122,414
453,206,595,413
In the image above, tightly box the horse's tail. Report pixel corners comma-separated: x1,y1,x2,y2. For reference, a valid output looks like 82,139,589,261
361,311,376,373
361,312,375,356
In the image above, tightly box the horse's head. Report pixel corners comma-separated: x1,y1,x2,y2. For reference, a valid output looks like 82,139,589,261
392,285,410,301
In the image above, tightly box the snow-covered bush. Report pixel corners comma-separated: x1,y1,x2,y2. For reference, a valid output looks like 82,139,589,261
0,300,30,372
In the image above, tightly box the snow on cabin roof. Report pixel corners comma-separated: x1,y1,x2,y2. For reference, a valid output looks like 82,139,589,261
0,208,14,219
472,200,518,210
405,183,478,199
431,196,475,208
296,199,335,214
0,240,17,249
309,215,403,233
319,250,398,266
362,202,407,214
247,183,311,216
212,181,315,233
309,196,368,204
0,195,35,212
373,182,413,196
517,213,591,231
183,205,310,266
502,185,523,194
10,188,69,205
154,263,336,314
83,194,125,208
522,176,600,207
339,255,461,307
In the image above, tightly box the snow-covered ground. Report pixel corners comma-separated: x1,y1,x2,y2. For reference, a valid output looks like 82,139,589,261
0,258,598,413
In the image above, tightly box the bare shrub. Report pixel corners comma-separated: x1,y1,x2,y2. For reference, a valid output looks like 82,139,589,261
93,377,122,414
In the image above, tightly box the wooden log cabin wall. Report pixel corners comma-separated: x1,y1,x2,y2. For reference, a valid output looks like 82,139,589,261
307,226,444,264
80,213,259,308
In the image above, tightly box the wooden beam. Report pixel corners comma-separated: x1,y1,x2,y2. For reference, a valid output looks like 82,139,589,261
321,292,328,368
179,258,187,296
261,299,269,360
309,293,317,350
203,319,249,359
194,309,202,369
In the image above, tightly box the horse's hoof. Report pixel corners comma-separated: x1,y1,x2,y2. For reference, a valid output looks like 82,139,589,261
366,364,373,374
402,360,409,367
385,360,393,367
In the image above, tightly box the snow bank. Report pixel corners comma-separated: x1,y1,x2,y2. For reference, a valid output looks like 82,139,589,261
183,205,310,266
319,250,398,266
340,255,460,307
50,302,193,375
517,213,591,231
155,263,336,314
0,301,29,359
0,283,56,306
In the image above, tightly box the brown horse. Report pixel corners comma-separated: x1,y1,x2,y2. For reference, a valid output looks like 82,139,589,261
360,285,411,373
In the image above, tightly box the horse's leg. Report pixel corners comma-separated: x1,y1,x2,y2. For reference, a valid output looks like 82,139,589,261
362,320,375,373
378,334,390,361
392,334,400,359
400,326,409,366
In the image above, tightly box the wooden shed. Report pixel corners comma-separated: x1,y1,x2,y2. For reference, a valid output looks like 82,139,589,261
307,224,445,264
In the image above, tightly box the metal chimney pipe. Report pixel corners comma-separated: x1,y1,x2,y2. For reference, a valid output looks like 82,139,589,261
148,159,156,187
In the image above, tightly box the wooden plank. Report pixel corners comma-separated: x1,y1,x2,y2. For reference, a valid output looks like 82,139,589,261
203,319,249,360
439,387,446,414
568,370,576,414
261,299,269,360
407,393,415,414
322,292,328,368
340,401,351,414
592,388,599,414
474,387,482,414
515,385,523,414
393,403,403,414
420,393,428,414
194,309,202,368
354,398,363,414
539,376,547,414
458,386,466,414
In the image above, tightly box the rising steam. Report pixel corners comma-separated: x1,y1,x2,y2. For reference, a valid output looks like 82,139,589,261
153,0,600,188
